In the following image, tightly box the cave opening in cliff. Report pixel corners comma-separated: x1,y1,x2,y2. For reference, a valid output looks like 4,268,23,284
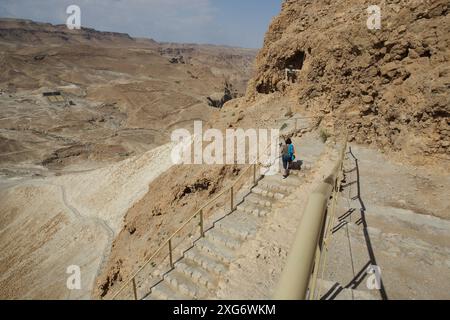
256,50,307,94
284,51,305,70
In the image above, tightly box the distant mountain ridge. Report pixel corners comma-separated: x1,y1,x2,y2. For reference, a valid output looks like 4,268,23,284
0,18,150,47
0,18,258,51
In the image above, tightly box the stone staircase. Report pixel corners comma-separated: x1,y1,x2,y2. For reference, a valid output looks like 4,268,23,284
146,172,305,300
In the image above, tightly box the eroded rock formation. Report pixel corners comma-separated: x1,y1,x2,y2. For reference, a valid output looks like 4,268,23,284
247,0,449,156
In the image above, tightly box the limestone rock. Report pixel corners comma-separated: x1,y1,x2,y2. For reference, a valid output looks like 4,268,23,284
246,0,450,157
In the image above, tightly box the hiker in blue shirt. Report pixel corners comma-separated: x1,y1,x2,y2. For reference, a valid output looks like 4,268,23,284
281,138,295,179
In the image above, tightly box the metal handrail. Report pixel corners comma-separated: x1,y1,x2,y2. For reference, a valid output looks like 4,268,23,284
109,115,320,300
110,165,259,299
110,132,279,300
308,140,347,300
273,137,348,300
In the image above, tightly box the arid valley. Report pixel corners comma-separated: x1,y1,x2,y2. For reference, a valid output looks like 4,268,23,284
1,0,449,301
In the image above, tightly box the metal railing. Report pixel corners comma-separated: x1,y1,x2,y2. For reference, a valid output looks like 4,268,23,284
273,137,348,300
110,165,262,299
109,141,280,300
108,116,319,300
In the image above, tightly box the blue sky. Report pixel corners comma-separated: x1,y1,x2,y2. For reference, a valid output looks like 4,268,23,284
0,0,282,48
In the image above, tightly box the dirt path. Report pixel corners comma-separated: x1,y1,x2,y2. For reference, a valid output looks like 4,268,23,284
53,183,115,284
34,181,116,299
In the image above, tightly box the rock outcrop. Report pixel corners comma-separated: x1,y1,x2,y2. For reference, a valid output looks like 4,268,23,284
207,82,237,109
246,0,449,157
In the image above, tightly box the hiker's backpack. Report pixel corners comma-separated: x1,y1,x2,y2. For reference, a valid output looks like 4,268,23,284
289,144,296,161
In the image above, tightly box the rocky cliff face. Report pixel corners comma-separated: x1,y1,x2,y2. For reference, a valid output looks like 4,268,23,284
247,0,449,157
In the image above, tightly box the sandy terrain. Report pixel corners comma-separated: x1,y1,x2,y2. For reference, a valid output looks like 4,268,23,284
0,142,175,299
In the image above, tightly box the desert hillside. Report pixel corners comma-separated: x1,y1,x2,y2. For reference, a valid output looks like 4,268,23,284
0,19,257,299
93,0,449,300
0,18,256,176
1,1,449,301
246,0,449,158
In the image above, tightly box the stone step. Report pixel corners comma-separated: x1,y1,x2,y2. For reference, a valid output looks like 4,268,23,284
258,182,297,195
214,212,259,240
236,202,270,217
259,175,302,192
297,169,311,177
175,259,218,290
252,186,286,200
257,181,296,194
184,247,228,275
205,227,242,250
246,193,274,208
196,237,235,264
164,269,207,299
317,279,381,300
150,281,190,300
289,172,307,180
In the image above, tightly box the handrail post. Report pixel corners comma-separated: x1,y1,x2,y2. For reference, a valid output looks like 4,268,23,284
253,163,257,186
199,210,204,238
230,186,234,211
132,278,138,300
169,239,173,269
